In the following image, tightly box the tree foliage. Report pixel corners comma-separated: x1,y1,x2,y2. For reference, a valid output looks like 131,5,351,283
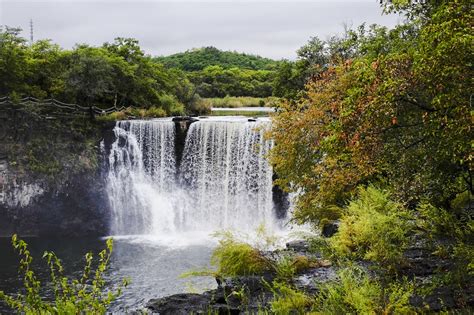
154,46,278,71
270,0,473,223
0,30,193,115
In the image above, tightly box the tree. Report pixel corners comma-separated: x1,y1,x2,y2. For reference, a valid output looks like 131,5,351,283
0,27,29,96
270,0,473,223
66,46,114,106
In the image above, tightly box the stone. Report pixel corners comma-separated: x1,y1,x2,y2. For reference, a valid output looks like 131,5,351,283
286,240,310,252
321,221,339,237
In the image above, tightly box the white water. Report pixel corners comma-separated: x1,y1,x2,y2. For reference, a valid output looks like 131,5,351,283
107,119,178,235
106,117,284,240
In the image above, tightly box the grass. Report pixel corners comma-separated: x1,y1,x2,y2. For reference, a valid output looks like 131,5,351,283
208,110,272,117
211,232,272,277
202,96,281,108
96,106,167,121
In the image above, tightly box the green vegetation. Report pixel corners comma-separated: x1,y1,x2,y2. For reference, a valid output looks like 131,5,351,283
210,231,272,277
330,186,414,269
155,47,281,99
202,96,280,108
314,268,414,314
0,235,127,314
269,281,311,314
186,65,274,98
270,0,472,224
154,46,279,71
96,106,168,122
266,0,473,312
208,111,271,117
0,33,190,115
0,33,283,115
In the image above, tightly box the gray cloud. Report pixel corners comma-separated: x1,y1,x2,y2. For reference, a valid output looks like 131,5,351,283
0,1,401,59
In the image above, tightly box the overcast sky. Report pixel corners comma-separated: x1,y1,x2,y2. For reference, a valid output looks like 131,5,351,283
0,0,401,59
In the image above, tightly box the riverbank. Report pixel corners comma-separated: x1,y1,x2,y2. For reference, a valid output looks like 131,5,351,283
142,235,474,314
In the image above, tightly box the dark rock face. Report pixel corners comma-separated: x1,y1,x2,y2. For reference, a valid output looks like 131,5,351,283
321,221,339,238
172,116,198,170
146,274,276,315
0,166,110,238
0,106,111,237
272,173,290,220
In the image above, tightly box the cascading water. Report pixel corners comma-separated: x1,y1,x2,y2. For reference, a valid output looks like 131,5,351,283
107,119,178,235
178,120,274,230
106,117,283,237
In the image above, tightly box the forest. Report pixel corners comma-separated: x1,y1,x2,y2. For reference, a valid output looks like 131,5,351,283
0,33,281,114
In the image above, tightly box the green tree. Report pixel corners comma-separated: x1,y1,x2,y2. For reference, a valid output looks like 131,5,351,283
270,0,472,222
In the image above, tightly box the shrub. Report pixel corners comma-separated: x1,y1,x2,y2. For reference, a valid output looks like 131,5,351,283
189,96,212,115
96,111,127,122
143,106,167,118
211,232,272,277
269,281,312,315
274,255,316,282
0,235,128,314
158,94,185,116
330,186,414,268
314,267,414,314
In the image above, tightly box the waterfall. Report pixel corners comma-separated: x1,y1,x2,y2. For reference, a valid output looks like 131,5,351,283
106,117,282,236
178,120,274,230
107,119,178,235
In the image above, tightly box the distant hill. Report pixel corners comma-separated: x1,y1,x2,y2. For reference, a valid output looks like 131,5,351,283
154,47,279,71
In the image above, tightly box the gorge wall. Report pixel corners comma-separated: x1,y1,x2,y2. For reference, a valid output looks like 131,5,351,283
0,106,111,237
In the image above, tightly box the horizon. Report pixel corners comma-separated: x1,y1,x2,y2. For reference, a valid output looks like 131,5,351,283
0,1,401,60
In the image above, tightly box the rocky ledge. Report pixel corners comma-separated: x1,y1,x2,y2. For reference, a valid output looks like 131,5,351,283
142,238,473,314
143,241,336,314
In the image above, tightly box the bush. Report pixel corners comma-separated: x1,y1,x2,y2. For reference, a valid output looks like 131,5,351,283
314,267,414,314
211,232,272,277
329,186,414,268
158,94,185,116
0,235,128,314
269,281,312,315
96,111,127,122
142,106,167,118
188,96,212,115
201,96,280,108
274,255,316,283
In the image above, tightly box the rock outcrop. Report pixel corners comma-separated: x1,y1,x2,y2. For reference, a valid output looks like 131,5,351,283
0,105,111,237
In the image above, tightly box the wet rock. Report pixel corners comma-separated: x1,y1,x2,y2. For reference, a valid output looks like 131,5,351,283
146,274,275,314
293,266,337,294
286,240,310,252
321,221,339,237
410,285,474,312
146,293,214,315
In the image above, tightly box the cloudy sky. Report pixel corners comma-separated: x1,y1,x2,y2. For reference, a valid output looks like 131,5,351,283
0,0,401,59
